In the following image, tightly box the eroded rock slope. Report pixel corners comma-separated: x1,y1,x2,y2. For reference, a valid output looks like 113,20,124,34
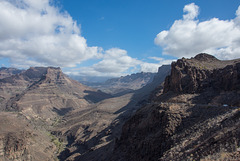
0,67,111,161
112,53,240,161
0,67,110,122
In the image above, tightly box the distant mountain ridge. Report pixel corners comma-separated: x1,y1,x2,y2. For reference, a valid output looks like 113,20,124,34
0,67,24,79
84,72,157,94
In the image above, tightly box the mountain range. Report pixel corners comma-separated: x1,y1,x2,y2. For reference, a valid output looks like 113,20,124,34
76,72,157,95
0,67,24,79
0,53,240,161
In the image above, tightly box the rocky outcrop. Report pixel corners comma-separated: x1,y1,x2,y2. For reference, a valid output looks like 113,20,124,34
164,53,240,94
111,53,240,161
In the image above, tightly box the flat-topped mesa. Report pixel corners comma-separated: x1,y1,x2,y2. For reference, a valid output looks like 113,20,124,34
0,67,62,85
23,67,69,85
24,67,61,78
41,67,66,83
23,67,49,80
163,53,240,94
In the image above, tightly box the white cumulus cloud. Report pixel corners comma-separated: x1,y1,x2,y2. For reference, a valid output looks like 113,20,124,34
183,3,199,20
155,3,240,60
68,48,173,77
0,0,174,77
0,0,102,68
92,48,140,74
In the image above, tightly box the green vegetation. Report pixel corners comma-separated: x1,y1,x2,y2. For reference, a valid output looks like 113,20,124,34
51,117,61,127
47,132,64,154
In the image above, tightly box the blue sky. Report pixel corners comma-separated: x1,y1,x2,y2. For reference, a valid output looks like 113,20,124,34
0,0,240,77
59,0,239,59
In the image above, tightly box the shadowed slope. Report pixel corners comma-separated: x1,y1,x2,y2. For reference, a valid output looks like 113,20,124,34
112,53,240,161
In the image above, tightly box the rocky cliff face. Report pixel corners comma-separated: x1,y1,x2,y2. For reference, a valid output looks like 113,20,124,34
164,53,240,94
111,53,240,161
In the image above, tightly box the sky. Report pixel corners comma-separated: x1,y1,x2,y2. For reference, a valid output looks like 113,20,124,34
0,0,240,77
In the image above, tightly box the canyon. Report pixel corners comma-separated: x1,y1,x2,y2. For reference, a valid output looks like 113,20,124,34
0,53,240,161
